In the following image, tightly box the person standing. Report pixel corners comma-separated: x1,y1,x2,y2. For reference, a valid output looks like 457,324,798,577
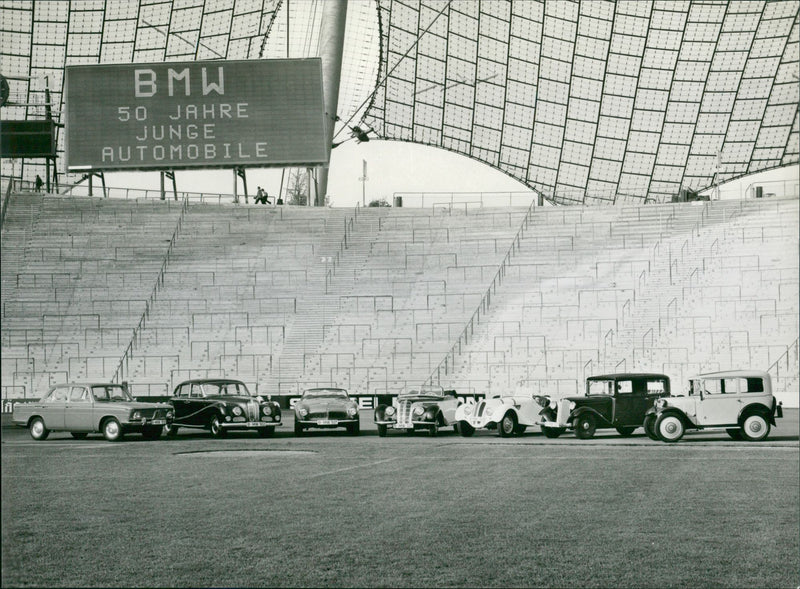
35,174,43,192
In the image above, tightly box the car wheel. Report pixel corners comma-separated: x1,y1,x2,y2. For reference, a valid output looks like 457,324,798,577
655,413,684,443
102,418,124,442
615,426,636,437
741,414,770,441
514,424,527,435
294,420,304,436
459,421,475,437
498,412,517,437
428,419,439,437
726,428,743,440
142,426,162,440
542,427,565,438
258,427,275,438
29,417,49,441
209,415,226,438
643,415,659,441
377,424,388,437
164,423,179,437
348,422,360,436
574,414,596,439
70,432,88,440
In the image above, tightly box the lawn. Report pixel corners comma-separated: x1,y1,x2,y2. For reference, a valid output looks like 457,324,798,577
1,428,798,588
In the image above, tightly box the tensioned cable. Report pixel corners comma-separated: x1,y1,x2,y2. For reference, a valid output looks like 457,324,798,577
332,0,452,141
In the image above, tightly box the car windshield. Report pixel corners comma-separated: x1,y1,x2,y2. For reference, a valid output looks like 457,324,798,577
302,389,349,400
92,385,132,402
204,382,251,396
399,391,443,401
587,380,614,396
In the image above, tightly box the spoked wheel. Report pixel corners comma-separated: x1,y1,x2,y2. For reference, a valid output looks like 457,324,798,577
498,412,517,437
741,414,770,441
102,418,124,442
459,421,475,437
29,418,49,441
209,415,227,438
574,414,596,440
655,414,684,443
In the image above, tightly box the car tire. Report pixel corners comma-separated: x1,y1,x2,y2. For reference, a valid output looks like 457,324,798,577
741,414,770,442
209,415,226,438
164,423,179,437
498,412,516,437
655,413,684,443
459,421,475,437
726,428,743,440
428,418,439,437
70,432,88,440
102,418,124,442
29,417,49,441
574,414,596,439
258,427,274,438
142,426,162,440
377,424,388,437
348,422,360,436
643,415,659,441
294,421,304,436
615,426,636,437
542,427,565,438
514,424,527,435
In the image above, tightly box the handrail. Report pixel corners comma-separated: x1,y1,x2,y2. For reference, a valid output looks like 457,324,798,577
766,338,798,380
425,197,539,387
1,176,14,230
112,195,190,382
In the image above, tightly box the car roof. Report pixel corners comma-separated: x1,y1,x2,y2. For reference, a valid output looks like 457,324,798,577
688,370,771,379
49,382,123,387
304,387,348,392
175,378,246,385
587,373,670,381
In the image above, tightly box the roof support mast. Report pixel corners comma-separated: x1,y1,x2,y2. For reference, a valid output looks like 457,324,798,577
316,0,347,206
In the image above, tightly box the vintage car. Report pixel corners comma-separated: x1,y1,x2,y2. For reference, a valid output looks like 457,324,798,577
294,387,360,435
647,370,782,443
454,392,539,437
12,382,173,441
537,373,671,439
165,378,281,438
374,387,461,436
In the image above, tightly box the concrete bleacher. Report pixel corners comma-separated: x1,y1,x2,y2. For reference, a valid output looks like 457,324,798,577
1,192,797,407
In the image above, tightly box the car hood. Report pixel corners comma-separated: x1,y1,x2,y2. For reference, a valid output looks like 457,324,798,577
563,396,610,407
297,398,353,411
662,396,696,411
102,401,172,410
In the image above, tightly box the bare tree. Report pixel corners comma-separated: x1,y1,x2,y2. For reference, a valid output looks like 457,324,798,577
286,168,307,206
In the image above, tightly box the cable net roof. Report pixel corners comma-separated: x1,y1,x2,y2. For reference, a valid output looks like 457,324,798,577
1,0,798,204
362,0,800,204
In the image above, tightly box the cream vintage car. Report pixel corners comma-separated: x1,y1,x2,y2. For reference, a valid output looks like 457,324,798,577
454,391,541,437
373,387,462,436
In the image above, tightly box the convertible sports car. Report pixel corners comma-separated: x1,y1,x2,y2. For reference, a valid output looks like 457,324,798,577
373,387,462,436
294,388,360,435
454,392,540,437
165,378,281,438
12,382,173,441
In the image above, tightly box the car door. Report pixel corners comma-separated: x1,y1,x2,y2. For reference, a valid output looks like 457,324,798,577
696,377,739,425
187,382,209,426
611,379,638,425
171,383,192,425
41,386,68,430
65,386,93,431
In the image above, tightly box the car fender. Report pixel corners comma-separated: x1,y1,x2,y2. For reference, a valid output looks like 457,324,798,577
570,406,606,425
374,404,391,422
656,408,692,428
738,403,774,426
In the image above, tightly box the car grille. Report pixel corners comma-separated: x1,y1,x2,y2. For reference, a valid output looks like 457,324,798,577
247,400,259,421
556,399,571,426
476,401,486,417
397,401,414,427
307,410,348,420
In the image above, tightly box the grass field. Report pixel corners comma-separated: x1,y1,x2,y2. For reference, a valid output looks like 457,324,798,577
2,414,798,588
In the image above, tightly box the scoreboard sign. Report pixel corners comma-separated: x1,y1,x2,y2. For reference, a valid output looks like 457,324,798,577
65,58,329,171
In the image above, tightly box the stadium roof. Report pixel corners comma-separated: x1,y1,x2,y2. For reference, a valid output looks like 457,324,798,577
1,0,798,204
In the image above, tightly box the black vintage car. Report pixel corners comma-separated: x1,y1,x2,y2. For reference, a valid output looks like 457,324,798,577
537,373,671,439
165,378,281,438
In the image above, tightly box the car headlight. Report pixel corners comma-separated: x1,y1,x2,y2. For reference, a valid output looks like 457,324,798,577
568,401,576,411
485,407,494,417
413,406,424,416
385,406,396,416
232,406,243,416
131,411,141,420
347,406,358,417
464,405,473,416
298,406,308,417
262,405,273,416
